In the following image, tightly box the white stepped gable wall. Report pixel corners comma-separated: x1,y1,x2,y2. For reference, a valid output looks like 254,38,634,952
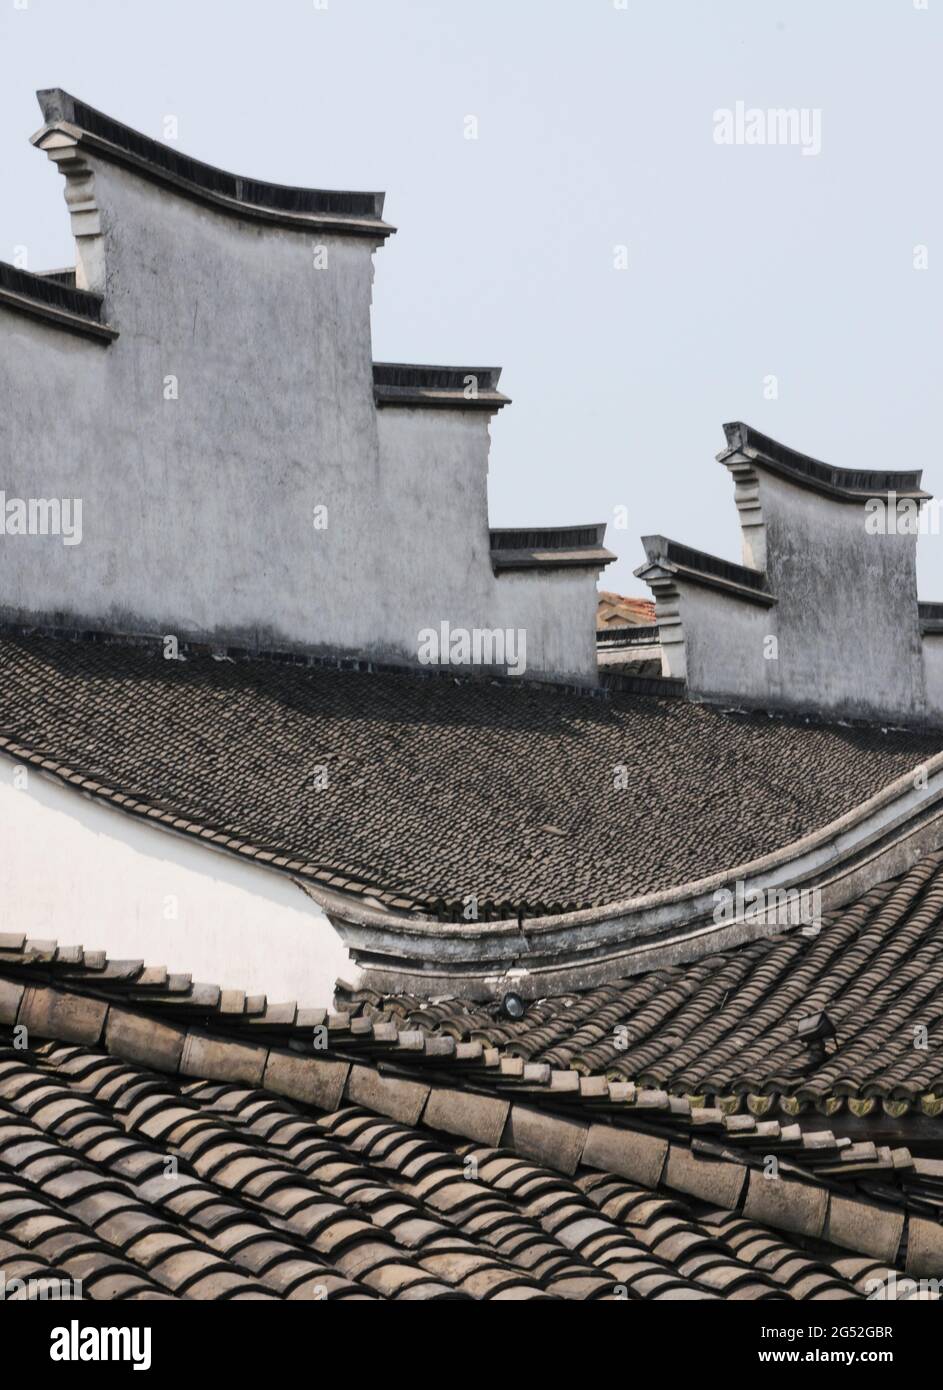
0,94,606,686
637,426,935,726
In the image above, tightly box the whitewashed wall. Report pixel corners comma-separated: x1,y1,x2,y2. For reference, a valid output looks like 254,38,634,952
376,407,601,681
0,755,354,1006
0,143,602,684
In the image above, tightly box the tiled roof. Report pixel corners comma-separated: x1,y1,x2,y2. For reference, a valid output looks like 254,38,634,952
333,855,943,1120
0,633,939,920
0,1041,902,1302
1,949,938,1298
597,592,657,629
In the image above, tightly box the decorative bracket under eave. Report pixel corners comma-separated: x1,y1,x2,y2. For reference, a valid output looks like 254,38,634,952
631,562,687,680
32,124,105,294
718,449,767,571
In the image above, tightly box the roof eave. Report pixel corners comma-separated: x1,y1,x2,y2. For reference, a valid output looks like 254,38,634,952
492,546,615,573
375,389,511,410
31,110,395,242
720,423,931,504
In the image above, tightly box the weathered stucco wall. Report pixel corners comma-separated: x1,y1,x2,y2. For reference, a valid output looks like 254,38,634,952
376,408,600,679
923,635,943,723
1,158,386,653
643,445,935,725
756,471,925,722
679,472,925,720
0,756,354,1003
674,583,775,707
0,142,601,683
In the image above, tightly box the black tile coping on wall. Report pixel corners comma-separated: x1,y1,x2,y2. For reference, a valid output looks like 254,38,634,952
0,260,116,342
373,363,510,408
489,524,616,572
596,624,661,649
35,88,393,237
920,603,943,635
640,535,774,604
721,422,930,503
490,525,606,552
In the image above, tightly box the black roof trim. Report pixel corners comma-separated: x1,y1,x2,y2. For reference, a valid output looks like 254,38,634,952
491,525,605,552
0,260,101,319
35,89,393,239
373,362,509,409
599,670,685,698
639,535,775,605
0,260,116,342
490,525,615,573
596,624,661,648
722,422,930,502
375,364,503,393
919,601,943,635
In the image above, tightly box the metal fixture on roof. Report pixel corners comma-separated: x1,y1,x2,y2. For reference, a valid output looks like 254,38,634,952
795,1011,837,1059
796,1010,836,1042
501,992,526,1021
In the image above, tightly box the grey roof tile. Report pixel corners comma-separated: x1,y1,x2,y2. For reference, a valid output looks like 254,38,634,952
0,633,938,918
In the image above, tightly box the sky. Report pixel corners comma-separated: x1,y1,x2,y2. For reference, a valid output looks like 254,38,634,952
1,0,940,598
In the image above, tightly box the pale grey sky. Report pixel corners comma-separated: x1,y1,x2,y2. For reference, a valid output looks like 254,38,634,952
2,0,940,597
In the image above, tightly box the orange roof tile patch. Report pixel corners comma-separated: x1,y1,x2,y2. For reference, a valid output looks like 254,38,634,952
597,591,656,630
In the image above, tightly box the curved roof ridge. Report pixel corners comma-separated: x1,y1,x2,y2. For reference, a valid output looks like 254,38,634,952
721,421,930,502
640,533,770,598
33,88,394,239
